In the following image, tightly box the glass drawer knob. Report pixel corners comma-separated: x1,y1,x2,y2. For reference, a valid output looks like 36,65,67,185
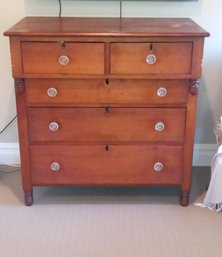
50,162,60,171
146,54,157,65
155,122,165,132
154,162,164,172
49,122,59,132
157,87,167,97
59,55,70,65
47,87,57,97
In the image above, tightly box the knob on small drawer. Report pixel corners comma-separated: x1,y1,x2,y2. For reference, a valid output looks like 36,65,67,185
157,87,167,97
47,87,57,97
155,122,165,132
154,162,164,172
146,54,157,65
49,122,59,132
59,55,70,65
50,162,60,171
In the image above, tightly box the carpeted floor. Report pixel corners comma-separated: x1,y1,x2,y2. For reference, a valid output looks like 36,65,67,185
0,166,221,257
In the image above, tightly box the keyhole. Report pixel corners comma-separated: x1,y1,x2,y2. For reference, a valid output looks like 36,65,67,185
60,41,66,49
105,106,110,113
105,145,109,151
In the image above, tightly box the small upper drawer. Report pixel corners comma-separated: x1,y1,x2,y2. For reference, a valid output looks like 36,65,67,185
21,41,105,75
110,42,192,75
25,79,189,106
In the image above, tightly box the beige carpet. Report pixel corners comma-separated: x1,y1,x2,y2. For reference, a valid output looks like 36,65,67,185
0,166,222,257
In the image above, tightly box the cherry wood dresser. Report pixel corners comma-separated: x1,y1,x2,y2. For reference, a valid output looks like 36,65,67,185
4,17,209,206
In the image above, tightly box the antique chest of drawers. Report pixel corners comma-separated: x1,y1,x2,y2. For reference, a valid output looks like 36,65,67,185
4,17,209,206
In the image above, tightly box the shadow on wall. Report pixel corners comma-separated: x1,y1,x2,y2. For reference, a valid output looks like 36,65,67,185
24,0,203,17
195,77,215,144
0,81,18,143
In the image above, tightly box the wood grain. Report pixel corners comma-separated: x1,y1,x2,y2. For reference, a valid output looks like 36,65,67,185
30,145,183,186
27,107,186,144
111,42,192,75
26,79,189,106
21,42,105,75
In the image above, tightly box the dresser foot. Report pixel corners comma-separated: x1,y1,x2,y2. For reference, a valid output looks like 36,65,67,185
24,191,33,206
180,191,189,207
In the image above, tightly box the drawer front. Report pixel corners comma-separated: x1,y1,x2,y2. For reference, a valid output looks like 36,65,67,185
31,145,183,185
28,107,185,143
111,42,192,75
21,42,105,75
26,79,189,106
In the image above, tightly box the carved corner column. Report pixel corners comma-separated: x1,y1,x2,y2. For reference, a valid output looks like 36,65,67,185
14,78,25,94
190,79,200,96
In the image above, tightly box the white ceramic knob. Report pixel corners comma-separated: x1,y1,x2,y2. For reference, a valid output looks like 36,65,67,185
155,122,165,132
146,54,157,65
50,162,60,171
49,122,59,132
47,87,57,98
59,55,70,65
154,162,164,172
157,87,167,97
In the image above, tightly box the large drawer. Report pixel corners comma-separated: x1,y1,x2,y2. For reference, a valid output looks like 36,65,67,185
30,145,183,185
25,79,189,106
21,42,105,75
28,107,186,143
111,42,192,75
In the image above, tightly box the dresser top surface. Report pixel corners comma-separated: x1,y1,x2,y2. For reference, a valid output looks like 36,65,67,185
4,17,209,37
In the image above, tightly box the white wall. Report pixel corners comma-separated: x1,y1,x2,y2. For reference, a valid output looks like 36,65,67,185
1,0,221,164
0,0,25,142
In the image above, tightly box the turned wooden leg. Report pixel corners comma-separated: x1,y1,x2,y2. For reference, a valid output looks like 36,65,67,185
24,191,33,206
180,190,189,207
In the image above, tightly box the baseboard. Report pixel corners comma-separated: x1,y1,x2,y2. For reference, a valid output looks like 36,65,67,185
0,143,20,165
0,143,217,166
193,144,217,167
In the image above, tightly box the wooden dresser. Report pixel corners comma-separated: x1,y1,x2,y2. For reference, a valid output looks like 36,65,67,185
4,17,209,206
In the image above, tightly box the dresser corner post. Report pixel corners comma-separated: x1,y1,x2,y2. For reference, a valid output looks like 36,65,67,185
14,78,33,206
24,190,33,206
180,190,190,207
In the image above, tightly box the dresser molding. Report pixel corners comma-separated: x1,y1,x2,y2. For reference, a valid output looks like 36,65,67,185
4,17,209,206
